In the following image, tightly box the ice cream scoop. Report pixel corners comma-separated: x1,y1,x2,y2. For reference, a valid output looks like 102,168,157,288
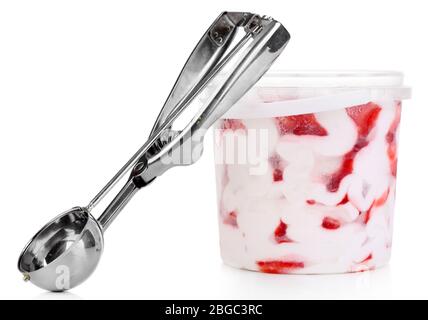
17,11,290,291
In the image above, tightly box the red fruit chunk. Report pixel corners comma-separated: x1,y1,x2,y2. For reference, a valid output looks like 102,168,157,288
374,189,389,207
346,102,382,136
386,102,402,177
363,206,373,224
337,194,349,206
390,158,398,177
328,138,370,192
306,199,316,205
386,103,401,145
364,189,390,224
257,260,305,274
326,148,355,192
326,102,382,193
269,153,285,182
274,220,293,243
360,254,373,264
352,254,374,272
273,169,283,182
322,217,341,230
224,211,238,228
221,119,246,131
275,114,328,136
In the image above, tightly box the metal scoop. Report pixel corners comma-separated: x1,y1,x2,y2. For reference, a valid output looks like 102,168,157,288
18,12,290,291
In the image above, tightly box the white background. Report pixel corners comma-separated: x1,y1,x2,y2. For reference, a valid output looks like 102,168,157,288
0,0,427,299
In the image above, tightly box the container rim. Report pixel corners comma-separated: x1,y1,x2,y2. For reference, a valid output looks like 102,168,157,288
256,70,406,88
220,70,411,119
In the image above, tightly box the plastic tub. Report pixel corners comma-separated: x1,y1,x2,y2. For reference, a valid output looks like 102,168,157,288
213,71,411,274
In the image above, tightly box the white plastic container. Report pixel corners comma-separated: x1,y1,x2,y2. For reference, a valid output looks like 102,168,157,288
213,71,411,274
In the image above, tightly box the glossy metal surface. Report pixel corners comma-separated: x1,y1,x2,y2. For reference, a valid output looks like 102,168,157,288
18,11,290,291
18,207,103,291
87,12,286,211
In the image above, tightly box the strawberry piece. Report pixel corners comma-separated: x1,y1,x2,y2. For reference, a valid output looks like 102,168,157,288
275,114,328,136
221,119,246,131
351,254,374,272
386,102,401,144
269,153,285,182
326,148,355,192
224,211,238,228
360,254,373,264
364,189,390,224
257,260,305,274
363,205,373,224
346,102,382,136
389,150,398,177
351,258,375,272
322,217,341,230
386,102,402,177
306,199,316,205
374,189,389,207
337,194,349,206
273,169,283,182
326,102,382,192
274,220,293,243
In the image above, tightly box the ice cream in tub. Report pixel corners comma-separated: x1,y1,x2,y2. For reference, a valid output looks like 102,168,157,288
213,71,411,274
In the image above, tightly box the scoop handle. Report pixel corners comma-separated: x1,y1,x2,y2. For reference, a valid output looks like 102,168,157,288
97,179,139,230
86,12,249,212
148,11,244,136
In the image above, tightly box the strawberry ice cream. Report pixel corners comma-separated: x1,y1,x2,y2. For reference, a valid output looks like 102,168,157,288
213,71,410,274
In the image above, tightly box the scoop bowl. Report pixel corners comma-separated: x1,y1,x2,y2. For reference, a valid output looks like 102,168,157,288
18,207,104,291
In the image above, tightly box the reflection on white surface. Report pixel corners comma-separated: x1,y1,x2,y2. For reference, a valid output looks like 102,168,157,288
35,291,82,300
218,264,392,299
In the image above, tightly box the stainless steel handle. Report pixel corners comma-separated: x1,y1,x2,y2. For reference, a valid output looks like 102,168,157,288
149,12,255,136
135,17,290,183
92,12,290,229
97,179,139,230
86,12,257,212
